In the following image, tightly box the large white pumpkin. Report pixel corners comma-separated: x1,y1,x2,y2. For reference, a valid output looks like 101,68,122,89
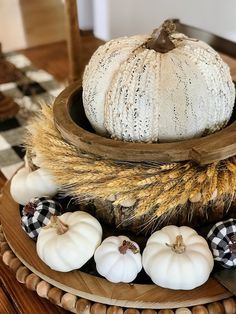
83,21,235,143
142,225,214,290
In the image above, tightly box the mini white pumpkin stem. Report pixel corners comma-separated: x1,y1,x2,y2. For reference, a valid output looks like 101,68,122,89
166,235,186,254
44,216,69,235
118,240,139,255
229,235,236,253
146,20,176,53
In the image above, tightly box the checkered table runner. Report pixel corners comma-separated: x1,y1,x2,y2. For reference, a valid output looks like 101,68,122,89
0,53,65,179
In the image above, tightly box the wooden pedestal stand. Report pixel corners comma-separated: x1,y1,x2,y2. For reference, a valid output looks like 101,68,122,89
0,92,19,120
0,181,235,314
0,44,21,120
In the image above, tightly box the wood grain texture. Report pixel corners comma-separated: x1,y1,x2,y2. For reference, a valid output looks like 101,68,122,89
0,286,17,314
175,20,236,59
0,93,19,120
0,259,69,314
0,181,232,310
0,172,7,194
53,83,236,165
64,0,81,83
20,36,103,84
18,0,66,49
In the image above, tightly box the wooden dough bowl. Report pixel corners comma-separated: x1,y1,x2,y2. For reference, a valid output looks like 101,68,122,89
0,182,235,314
53,82,236,165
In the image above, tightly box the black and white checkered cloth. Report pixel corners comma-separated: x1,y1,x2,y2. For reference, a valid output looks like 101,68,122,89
21,197,62,240
0,52,64,179
207,218,236,268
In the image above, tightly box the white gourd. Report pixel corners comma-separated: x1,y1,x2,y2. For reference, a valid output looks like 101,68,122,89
37,211,103,272
10,167,59,205
142,225,214,290
83,21,235,143
94,236,142,283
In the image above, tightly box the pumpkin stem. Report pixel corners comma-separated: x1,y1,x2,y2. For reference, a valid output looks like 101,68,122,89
166,235,186,254
24,202,36,216
229,235,236,253
146,20,176,53
118,240,139,255
44,215,69,235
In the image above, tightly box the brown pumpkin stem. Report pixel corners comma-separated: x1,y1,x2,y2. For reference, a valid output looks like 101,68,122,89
146,20,176,53
44,216,69,235
24,202,36,216
166,235,186,254
118,240,139,255
229,235,236,253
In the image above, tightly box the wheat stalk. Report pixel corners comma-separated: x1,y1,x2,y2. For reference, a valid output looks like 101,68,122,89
25,104,236,223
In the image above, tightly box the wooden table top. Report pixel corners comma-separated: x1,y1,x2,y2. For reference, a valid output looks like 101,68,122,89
0,37,236,314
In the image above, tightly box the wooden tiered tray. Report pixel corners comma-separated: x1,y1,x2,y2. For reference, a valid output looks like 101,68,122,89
0,181,235,314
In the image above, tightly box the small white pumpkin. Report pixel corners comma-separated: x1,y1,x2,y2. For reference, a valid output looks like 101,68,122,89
10,167,59,205
83,20,235,143
36,211,102,272
142,225,214,290
94,235,142,283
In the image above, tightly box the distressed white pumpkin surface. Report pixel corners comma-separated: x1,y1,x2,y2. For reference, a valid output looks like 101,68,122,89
142,225,214,290
36,211,103,272
83,33,235,142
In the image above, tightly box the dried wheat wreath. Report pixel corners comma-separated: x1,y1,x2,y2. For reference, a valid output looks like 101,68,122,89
25,104,236,234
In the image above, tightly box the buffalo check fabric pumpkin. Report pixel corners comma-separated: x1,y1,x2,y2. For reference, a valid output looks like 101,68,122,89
0,52,64,179
21,197,62,240
207,218,236,268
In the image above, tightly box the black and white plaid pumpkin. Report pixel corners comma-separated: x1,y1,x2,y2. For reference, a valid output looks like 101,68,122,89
21,197,62,240
207,218,236,268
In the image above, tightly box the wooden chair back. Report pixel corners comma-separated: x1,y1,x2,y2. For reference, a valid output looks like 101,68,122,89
64,0,81,83
175,19,236,58
63,8,236,83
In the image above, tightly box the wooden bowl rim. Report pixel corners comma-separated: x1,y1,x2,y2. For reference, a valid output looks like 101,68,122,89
53,82,236,165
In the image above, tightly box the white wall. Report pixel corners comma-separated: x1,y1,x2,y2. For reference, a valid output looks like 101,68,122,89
93,0,236,41
0,0,26,52
77,0,93,30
